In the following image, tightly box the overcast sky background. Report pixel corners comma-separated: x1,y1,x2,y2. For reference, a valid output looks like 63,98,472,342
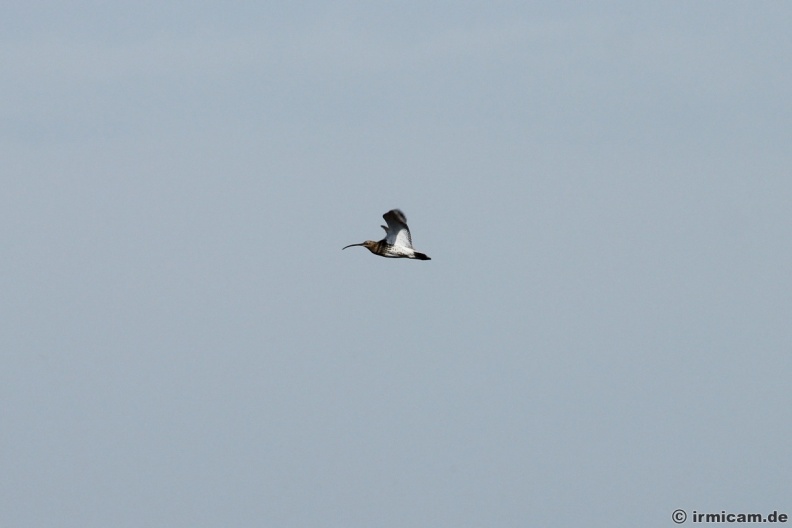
2,2,791,527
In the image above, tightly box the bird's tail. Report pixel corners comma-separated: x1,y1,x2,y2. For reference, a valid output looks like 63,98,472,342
413,252,431,260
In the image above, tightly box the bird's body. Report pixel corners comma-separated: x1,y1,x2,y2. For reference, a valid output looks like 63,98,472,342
343,209,431,260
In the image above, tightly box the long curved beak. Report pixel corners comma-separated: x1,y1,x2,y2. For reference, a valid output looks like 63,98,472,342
342,242,365,250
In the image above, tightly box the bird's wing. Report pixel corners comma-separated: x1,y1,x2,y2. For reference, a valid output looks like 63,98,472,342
382,209,413,248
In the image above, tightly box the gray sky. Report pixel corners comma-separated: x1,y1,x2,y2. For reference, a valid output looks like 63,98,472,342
2,2,791,527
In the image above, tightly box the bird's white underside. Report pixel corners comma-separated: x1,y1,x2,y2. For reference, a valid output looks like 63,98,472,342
383,245,417,258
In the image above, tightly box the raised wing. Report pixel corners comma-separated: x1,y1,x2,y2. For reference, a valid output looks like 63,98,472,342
382,209,413,248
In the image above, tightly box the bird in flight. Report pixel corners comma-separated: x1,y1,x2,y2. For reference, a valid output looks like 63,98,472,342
343,209,431,260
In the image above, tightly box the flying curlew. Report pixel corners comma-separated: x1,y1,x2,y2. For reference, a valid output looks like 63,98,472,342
343,209,431,260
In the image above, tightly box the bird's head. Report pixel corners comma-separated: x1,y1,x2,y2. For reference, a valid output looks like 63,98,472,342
342,240,378,253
